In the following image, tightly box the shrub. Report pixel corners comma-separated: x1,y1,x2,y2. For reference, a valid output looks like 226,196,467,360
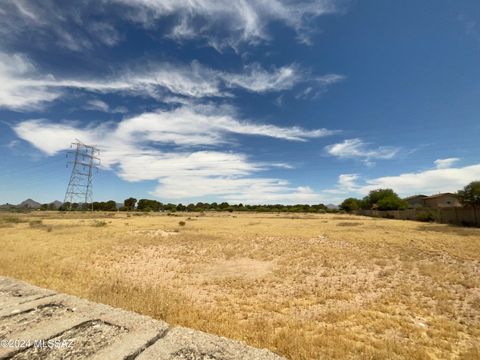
416,212,434,222
29,220,44,228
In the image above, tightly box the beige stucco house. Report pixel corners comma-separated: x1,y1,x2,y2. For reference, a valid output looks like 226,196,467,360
404,193,461,208
423,193,461,208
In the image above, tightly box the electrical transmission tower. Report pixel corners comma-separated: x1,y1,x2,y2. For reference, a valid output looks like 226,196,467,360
64,140,100,210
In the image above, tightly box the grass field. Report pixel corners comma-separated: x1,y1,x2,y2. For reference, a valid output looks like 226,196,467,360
0,211,479,359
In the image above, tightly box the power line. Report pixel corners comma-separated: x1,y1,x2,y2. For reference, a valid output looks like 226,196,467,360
0,156,65,179
0,167,68,193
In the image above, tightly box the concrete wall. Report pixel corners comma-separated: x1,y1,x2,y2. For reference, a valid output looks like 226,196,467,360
356,207,480,227
0,277,285,360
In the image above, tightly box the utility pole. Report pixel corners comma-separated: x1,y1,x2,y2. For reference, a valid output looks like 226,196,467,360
64,140,100,210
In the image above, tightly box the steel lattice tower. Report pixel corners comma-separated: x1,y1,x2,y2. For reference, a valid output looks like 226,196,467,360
64,140,100,210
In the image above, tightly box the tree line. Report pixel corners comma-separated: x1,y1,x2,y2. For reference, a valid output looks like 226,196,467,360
55,198,335,213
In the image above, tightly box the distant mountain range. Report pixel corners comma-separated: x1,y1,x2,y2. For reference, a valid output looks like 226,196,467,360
0,199,63,210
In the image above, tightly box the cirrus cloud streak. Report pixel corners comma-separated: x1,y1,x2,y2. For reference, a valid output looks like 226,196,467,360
0,52,343,111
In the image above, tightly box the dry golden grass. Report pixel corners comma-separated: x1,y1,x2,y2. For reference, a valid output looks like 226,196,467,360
1,211,480,359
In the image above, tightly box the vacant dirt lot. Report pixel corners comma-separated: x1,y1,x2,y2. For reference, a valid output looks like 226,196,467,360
0,211,479,359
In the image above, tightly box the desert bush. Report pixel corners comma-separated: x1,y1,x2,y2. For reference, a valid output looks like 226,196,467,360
92,220,107,227
416,212,435,222
460,220,478,227
29,220,44,228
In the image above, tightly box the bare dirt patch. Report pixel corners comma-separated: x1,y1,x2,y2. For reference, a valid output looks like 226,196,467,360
130,229,179,237
198,258,275,280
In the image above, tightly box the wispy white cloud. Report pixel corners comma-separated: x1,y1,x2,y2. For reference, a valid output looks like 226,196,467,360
0,52,61,111
0,51,340,110
338,174,359,191
0,0,342,53
84,99,128,113
295,73,346,100
0,0,122,52
325,138,399,165
458,13,480,43
14,119,99,156
223,64,301,92
112,106,128,114
14,105,333,155
85,99,110,112
112,104,335,146
109,0,339,50
322,174,360,203
434,157,460,169
316,73,346,85
13,105,332,203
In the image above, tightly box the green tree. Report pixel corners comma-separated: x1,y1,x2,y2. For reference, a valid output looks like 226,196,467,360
104,200,117,211
59,202,70,211
377,196,406,211
362,189,406,210
124,197,137,211
137,199,162,212
458,181,480,207
340,198,361,212
176,203,186,211
219,202,230,210
164,203,177,212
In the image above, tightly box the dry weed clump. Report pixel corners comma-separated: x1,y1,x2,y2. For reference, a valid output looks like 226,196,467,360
29,219,44,228
336,221,363,227
0,211,479,359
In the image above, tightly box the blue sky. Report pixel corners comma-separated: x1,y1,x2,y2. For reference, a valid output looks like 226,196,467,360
1,0,480,205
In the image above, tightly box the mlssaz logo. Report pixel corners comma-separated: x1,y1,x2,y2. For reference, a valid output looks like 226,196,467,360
34,339,74,349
